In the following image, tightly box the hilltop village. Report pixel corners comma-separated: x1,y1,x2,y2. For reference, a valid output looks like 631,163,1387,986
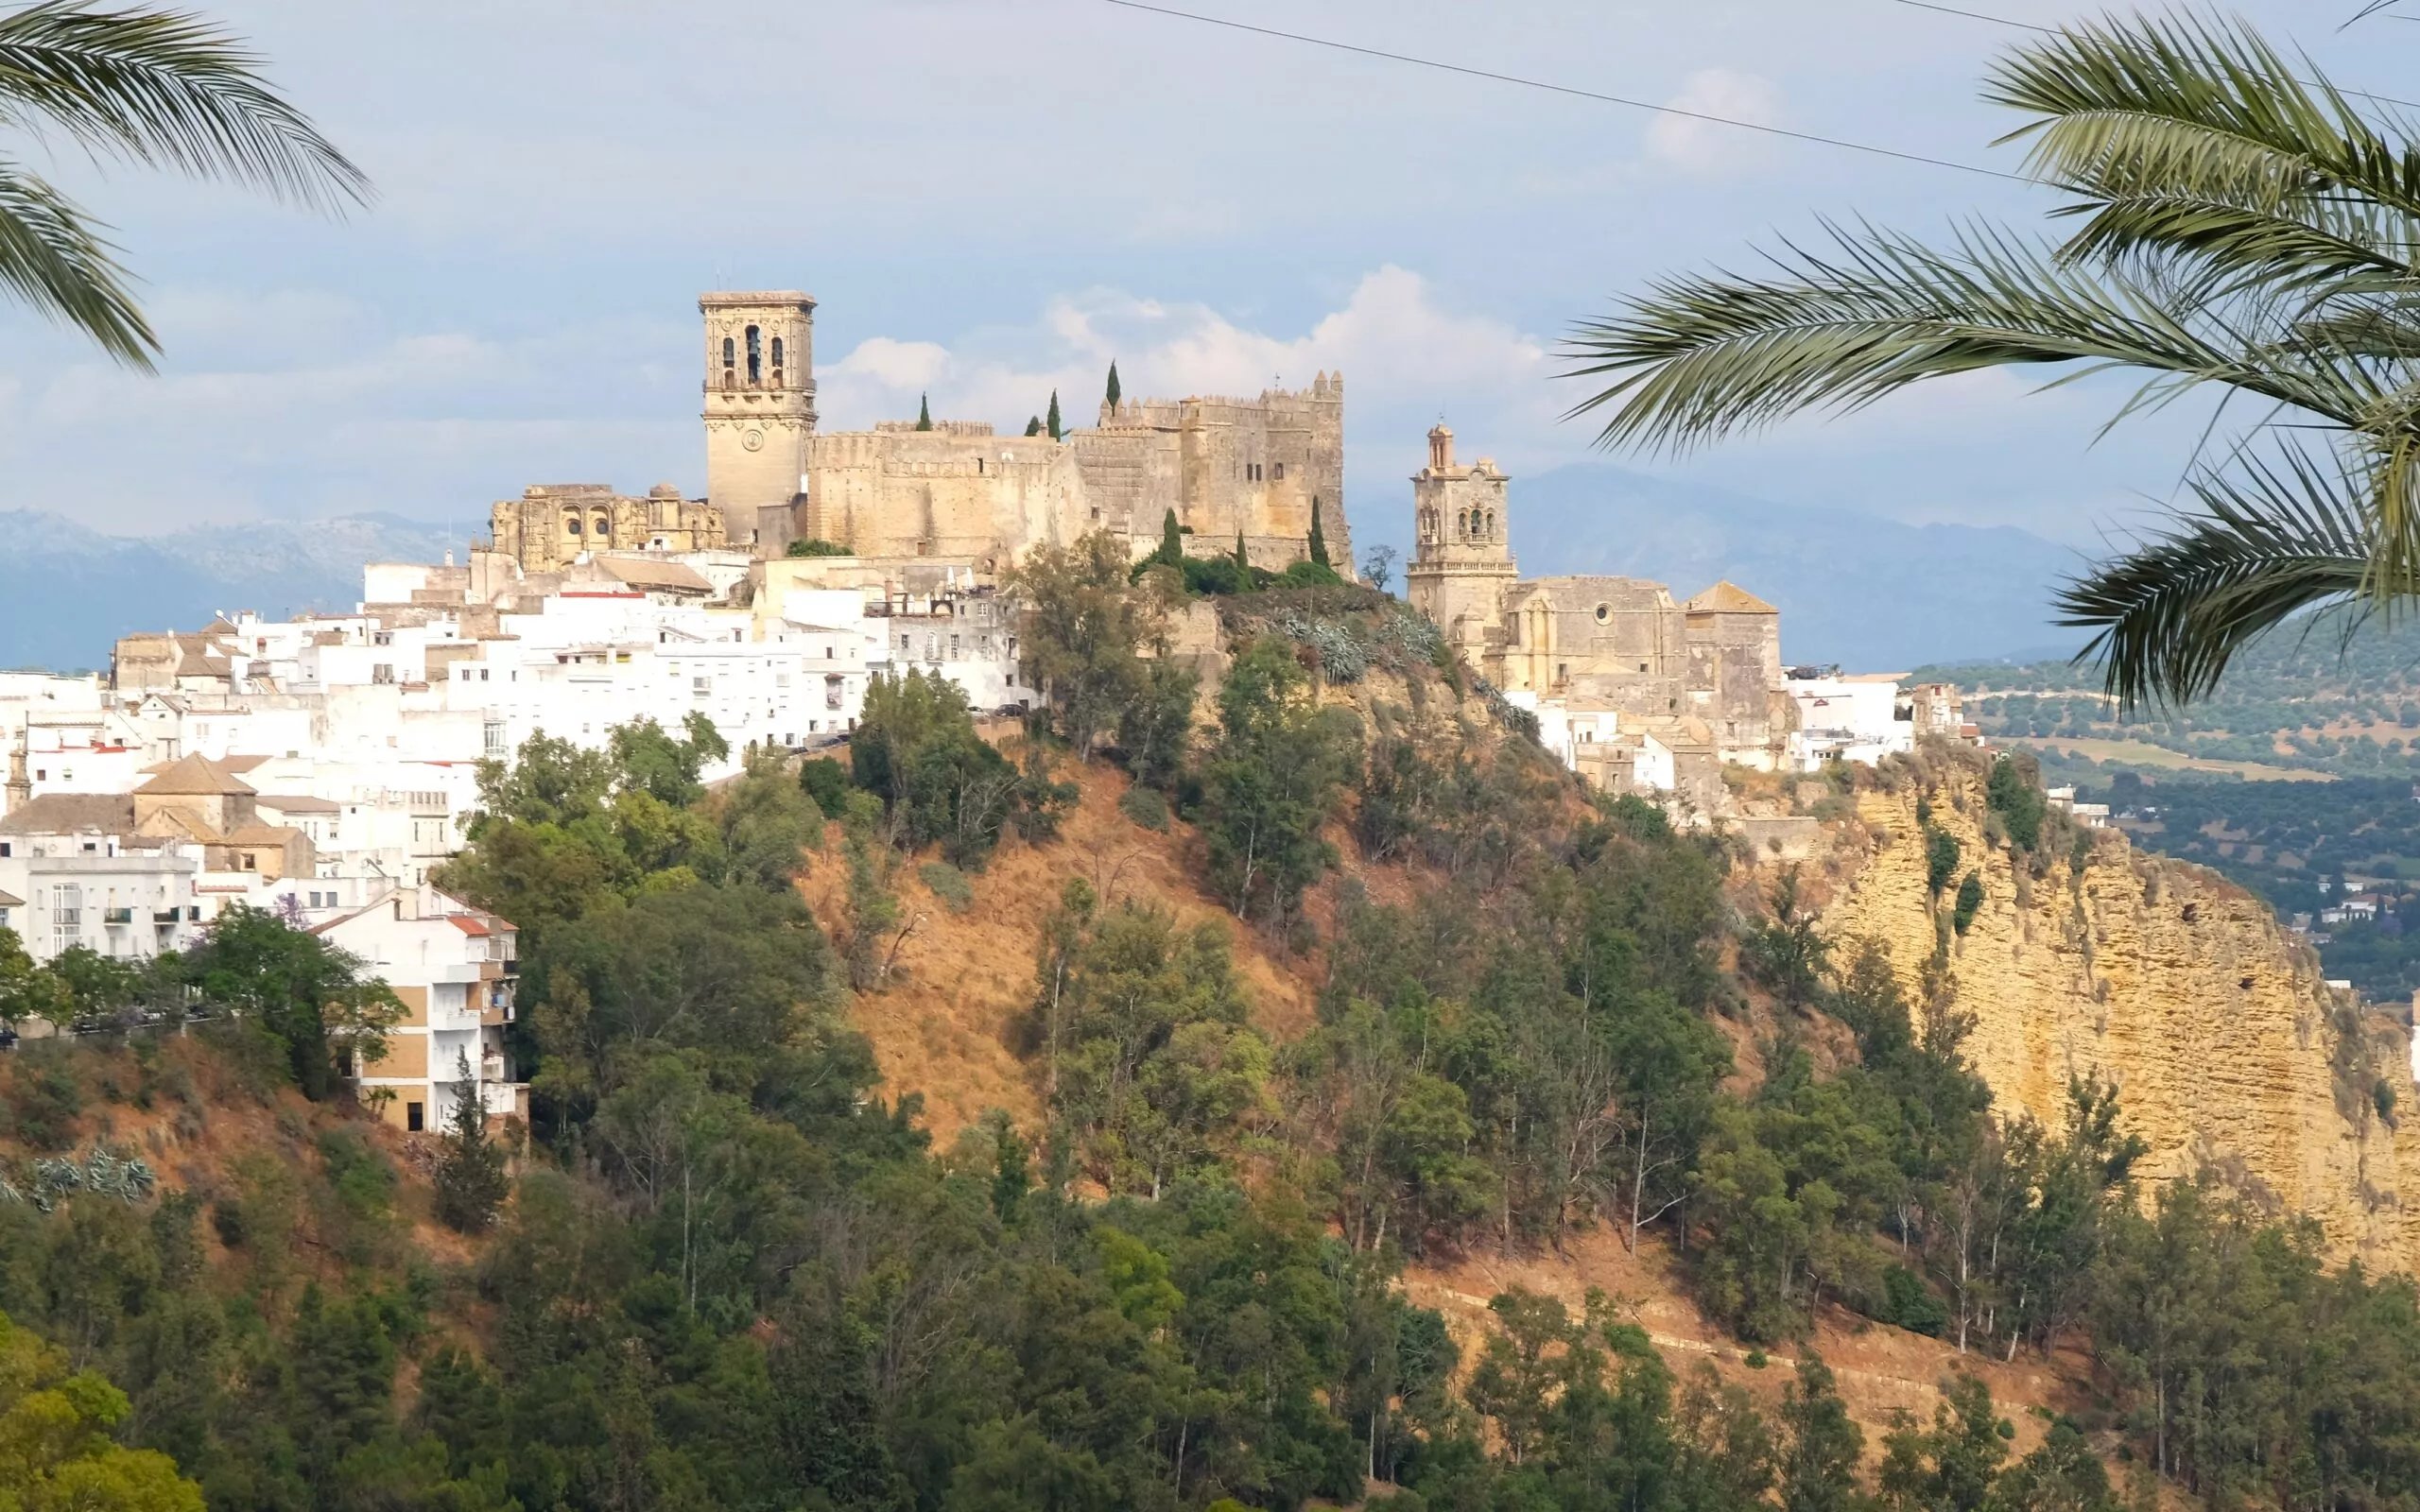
0,286,1971,1126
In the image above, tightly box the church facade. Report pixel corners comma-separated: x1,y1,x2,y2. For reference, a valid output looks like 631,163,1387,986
1406,424,1787,766
493,288,1351,578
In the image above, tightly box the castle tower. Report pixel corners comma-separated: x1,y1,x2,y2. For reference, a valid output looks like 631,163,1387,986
700,291,818,551
1405,423,1516,665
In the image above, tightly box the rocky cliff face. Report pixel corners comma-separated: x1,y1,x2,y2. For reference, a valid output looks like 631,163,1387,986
1818,762,2420,1272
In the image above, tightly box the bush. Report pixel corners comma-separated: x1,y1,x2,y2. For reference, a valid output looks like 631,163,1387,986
1953,872,1985,936
919,860,975,913
1118,784,1170,832
1880,1263,1950,1337
1926,825,1962,897
799,757,851,818
7,1052,81,1152
785,538,851,558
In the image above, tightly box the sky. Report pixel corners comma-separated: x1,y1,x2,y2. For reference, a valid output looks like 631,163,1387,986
0,0,2405,558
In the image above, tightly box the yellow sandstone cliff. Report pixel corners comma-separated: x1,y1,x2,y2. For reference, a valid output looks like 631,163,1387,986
1818,761,2420,1273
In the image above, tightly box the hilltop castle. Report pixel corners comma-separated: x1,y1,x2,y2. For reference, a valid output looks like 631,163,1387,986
490,289,1350,577
1406,423,1786,785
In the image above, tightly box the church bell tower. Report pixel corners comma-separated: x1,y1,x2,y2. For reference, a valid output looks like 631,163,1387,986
1405,423,1516,662
700,291,818,552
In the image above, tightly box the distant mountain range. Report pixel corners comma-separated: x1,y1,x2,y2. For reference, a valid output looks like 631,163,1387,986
0,512,459,673
1499,463,2092,670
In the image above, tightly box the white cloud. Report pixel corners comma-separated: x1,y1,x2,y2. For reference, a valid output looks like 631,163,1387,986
1645,69,1784,175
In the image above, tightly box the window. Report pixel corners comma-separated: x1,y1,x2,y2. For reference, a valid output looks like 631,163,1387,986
769,335,784,383
949,635,961,658
479,667,490,681
406,1102,424,1133
825,675,843,710
1595,603,1611,624
566,517,582,535
746,324,762,385
721,335,735,379
1272,461,1286,480
0,843,10,858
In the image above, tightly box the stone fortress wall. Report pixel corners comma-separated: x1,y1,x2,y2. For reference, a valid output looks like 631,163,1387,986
491,287,1350,579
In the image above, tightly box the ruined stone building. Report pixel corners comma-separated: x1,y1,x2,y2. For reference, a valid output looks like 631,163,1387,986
490,288,1350,578
1406,423,1787,779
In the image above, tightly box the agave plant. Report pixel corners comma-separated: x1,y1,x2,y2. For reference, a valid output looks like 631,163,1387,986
1564,14,2420,709
0,1,366,367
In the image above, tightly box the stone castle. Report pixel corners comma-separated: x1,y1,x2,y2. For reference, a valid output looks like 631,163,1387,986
1406,422,1785,768
490,289,1350,576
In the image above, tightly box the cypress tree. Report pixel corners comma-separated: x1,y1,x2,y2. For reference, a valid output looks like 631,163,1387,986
1105,361,1122,408
1233,528,1248,568
1159,507,1183,566
1307,500,1330,567
1046,389,1063,441
915,393,932,431
1024,416,1043,437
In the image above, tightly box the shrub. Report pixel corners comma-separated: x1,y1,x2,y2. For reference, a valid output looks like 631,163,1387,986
1925,825,1962,897
799,757,851,818
1953,872,1985,936
785,538,850,558
1117,784,1170,832
919,860,975,913
7,1052,81,1152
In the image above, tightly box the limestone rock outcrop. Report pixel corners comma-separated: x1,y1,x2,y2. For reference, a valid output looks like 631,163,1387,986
1819,767,2420,1272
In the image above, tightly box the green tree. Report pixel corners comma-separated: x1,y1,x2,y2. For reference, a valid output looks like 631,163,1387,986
182,905,401,1100
915,391,932,430
1985,755,2047,852
1156,506,1184,568
1952,873,1984,936
1105,360,1121,408
1200,637,1362,933
1777,1354,1865,1512
0,1307,203,1510
1308,500,1331,567
1563,13,2420,710
0,5,366,368
1025,414,1044,437
433,1051,510,1233
1006,531,1164,760
1046,388,1062,441
1926,826,1962,898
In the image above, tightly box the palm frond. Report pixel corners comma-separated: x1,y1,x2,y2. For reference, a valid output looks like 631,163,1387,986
1986,13,2420,222
1560,218,2377,454
0,1,367,214
2057,447,2375,708
0,153,147,365
2049,191,2420,295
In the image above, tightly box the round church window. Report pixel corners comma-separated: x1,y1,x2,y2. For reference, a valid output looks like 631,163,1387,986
742,429,764,452
1594,603,1611,624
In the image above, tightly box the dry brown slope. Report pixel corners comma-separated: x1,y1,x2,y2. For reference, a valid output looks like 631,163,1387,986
804,758,1317,1148
1819,766,2420,1273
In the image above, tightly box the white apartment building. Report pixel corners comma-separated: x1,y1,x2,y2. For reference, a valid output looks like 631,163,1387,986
1783,671,1916,771
313,886,525,1132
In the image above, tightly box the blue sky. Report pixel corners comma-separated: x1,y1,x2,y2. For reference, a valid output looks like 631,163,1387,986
0,0,2398,558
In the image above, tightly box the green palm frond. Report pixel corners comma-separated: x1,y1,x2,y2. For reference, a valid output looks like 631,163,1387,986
1986,13,2419,219
1561,218,2373,454
0,4,366,366
2056,447,2376,709
0,2,367,212
0,151,144,361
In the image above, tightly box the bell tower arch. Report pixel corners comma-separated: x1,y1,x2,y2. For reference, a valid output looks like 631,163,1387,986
700,290,818,551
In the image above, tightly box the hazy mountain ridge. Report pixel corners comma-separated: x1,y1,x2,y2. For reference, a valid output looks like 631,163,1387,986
0,511,458,672
1506,462,2088,669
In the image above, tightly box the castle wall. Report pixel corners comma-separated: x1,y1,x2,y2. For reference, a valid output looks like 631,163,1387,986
1685,609,1783,748
489,485,727,575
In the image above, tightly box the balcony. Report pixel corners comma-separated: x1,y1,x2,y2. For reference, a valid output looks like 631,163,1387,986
152,909,181,924
101,907,133,925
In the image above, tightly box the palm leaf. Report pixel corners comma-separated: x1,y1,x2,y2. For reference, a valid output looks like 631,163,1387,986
2055,447,2377,708
1561,218,2377,454
0,150,144,363
0,2,368,213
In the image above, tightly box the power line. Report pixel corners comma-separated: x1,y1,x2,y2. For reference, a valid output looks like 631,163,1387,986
1099,0,2030,182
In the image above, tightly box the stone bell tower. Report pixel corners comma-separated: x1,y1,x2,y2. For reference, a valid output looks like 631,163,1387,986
700,291,818,551
1405,423,1516,663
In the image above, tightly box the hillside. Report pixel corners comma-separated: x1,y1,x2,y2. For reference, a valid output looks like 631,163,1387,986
1918,610,2420,779
1811,749,2420,1276
3,580,2419,1510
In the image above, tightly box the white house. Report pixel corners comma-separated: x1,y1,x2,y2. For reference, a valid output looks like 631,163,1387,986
315,886,524,1132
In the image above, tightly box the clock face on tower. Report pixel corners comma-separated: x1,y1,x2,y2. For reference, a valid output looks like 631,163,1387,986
741,429,764,452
